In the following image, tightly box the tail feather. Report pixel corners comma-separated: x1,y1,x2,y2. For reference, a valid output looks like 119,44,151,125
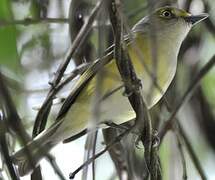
12,134,55,176
12,120,64,176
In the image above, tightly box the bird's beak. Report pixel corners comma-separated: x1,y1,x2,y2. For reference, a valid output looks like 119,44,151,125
184,13,209,25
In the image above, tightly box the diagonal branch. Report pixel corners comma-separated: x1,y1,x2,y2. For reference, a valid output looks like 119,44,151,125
108,0,153,178
0,18,68,27
159,54,215,140
0,72,35,179
69,126,133,179
0,116,20,180
33,0,105,137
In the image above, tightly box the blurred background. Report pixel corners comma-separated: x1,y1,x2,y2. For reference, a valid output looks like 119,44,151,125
0,0,215,179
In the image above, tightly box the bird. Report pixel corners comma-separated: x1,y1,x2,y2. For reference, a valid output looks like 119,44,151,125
12,6,208,176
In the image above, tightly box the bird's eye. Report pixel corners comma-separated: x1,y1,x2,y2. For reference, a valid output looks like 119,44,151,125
161,10,172,18
76,12,84,21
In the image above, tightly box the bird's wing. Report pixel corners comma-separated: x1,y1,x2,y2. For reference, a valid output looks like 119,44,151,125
56,35,133,121
56,32,136,143
56,51,113,121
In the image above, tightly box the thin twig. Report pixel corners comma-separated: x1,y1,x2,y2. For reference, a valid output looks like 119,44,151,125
90,4,108,178
50,0,105,88
159,54,215,140
46,155,66,180
175,131,188,180
56,63,90,90
103,128,129,180
158,98,207,179
198,88,215,152
0,18,68,27
32,0,105,138
69,127,133,179
82,2,108,179
32,62,90,136
178,123,207,180
203,1,215,36
0,118,20,180
109,0,153,178
30,167,42,180
92,131,98,180
0,73,30,141
157,56,215,180
145,0,159,104
30,63,89,177
0,72,37,173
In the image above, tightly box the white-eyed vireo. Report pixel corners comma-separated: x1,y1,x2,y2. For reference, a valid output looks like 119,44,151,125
13,6,208,176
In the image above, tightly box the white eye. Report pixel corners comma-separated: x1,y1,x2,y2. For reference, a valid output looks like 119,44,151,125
162,10,172,18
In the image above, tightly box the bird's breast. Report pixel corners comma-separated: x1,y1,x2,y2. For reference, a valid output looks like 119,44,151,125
127,33,178,107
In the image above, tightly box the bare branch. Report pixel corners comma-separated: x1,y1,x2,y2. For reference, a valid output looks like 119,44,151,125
0,117,20,180
50,0,105,88
69,127,133,179
175,131,188,180
159,54,215,140
32,0,106,138
177,123,207,180
32,62,90,137
0,18,68,27
46,155,66,180
108,0,153,178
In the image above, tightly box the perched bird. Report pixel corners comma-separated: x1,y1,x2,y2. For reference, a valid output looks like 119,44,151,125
13,6,208,176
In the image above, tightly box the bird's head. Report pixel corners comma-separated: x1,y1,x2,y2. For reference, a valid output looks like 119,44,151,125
133,6,208,43
150,6,208,40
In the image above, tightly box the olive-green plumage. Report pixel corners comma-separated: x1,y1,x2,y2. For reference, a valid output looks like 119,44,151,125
12,6,208,176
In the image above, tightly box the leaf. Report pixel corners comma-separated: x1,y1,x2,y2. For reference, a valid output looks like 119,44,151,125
0,0,19,73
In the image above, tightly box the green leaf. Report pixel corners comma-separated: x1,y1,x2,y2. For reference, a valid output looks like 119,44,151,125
0,0,19,73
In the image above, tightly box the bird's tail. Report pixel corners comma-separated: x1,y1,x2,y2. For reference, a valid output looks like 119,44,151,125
12,130,56,176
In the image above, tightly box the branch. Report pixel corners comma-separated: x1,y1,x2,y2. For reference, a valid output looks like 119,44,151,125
32,62,90,137
177,123,207,180
103,128,130,179
32,0,105,137
69,127,133,179
157,55,215,180
92,131,98,180
108,0,153,178
0,72,42,179
50,0,105,88
0,18,68,27
203,1,215,36
46,155,66,180
157,101,207,179
175,130,188,180
0,73,29,141
0,118,20,180
198,88,215,152
159,54,215,140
